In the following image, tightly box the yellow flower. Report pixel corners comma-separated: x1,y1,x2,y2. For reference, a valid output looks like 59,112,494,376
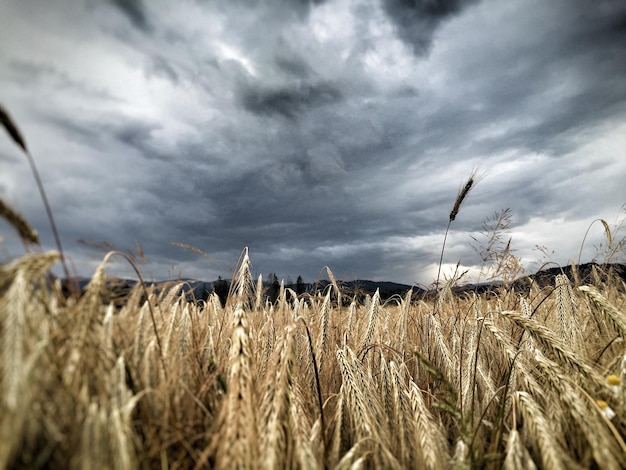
606,374,621,386
606,375,621,398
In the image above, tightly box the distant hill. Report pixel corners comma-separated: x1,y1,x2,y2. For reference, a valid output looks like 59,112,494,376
515,262,626,288
451,262,626,297
161,262,626,302
59,262,625,305
309,279,418,297
176,278,417,304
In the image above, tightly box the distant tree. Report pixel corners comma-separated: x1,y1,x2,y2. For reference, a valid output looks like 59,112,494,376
267,273,280,303
296,275,306,295
213,276,229,307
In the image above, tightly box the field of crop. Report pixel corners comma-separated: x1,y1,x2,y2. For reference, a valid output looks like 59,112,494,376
1,105,625,468
0,245,625,469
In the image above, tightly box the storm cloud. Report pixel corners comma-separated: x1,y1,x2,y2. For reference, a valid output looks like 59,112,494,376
382,0,478,55
241,81,342,119
107,0,152,32
0,0,625,286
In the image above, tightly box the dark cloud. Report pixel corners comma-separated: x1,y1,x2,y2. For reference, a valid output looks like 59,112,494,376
274,56,314,79
41,112,166,162
382,0,478,55
109,120,158,153
241,81,342,119
147,55,180,84
226,0,327,20
610,11,626,35
108,0,151,32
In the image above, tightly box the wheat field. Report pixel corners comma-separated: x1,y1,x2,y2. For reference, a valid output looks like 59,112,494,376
0,246,625,469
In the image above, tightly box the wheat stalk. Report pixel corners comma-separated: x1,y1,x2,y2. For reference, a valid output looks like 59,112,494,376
435,169,479,297
203,251,259,469
261,325,296,469
515,391,569,470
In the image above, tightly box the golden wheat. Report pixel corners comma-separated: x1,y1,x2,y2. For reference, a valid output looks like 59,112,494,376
0,244,624,468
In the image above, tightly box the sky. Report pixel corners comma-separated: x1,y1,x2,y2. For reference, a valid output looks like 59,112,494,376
0,0,625,287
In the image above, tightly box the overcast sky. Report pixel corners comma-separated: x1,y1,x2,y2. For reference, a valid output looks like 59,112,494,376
1,0,625,286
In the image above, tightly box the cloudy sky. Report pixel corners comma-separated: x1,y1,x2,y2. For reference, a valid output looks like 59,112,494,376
1,0,625,286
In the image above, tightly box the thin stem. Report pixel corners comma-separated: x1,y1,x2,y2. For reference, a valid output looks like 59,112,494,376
434,220,452,315
1,104,74,293
298,317,326,466
436,220,452,290
24,149,73,288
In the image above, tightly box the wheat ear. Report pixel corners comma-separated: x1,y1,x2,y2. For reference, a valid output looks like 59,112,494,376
385,361,408,465
408,380,449,470
0,253,57,468
288,383,318,469
0,198,39,244
515,391,569,470
435,169,478,297
397,289,412,357
359,288,380,351
109,356,142,470
203,250,258,469
316,287,332,365
0,252,58,410
262,325,296,469
503,429,537,470
336,347,388,446
499,310,599,382
578,285,626,338
555,274,576,344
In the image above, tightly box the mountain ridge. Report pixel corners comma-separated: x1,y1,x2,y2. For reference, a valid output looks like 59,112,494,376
63,262,625,305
